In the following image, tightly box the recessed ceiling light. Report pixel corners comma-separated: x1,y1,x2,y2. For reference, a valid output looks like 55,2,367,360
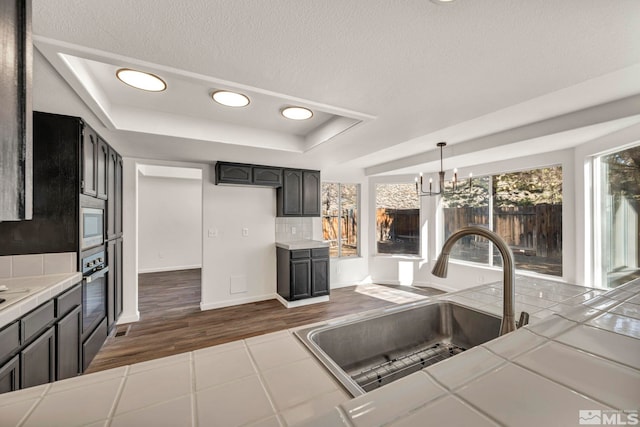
281,106,313,120
116,68,166,92
211,90,250,107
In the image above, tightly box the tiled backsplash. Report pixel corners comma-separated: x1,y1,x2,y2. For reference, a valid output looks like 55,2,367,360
0,253,77,278
275,217,322,242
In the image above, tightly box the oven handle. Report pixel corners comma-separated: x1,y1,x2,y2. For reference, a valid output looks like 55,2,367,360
84,266,109,283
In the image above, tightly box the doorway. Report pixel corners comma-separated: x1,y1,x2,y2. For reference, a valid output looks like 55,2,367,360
136,165,203,318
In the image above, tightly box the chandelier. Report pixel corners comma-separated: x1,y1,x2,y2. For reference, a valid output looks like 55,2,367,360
415,142,472,197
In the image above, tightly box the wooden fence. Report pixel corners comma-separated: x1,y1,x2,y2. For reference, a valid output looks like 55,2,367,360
443,204,562,257
322,209,358,253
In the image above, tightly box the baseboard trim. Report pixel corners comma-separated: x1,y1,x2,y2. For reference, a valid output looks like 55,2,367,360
275,294,330,308
200,293,275,311
116,312,140,324
138,265,202,274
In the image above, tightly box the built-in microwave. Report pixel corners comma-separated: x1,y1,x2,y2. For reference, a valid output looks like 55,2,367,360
81,207,104,250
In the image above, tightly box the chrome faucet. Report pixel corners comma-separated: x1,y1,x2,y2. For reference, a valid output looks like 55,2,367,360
432,226,528,336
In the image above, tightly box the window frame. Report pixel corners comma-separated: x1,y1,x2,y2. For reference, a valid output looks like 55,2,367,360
438,164,564,278
374,182,422,257
321,182,361,258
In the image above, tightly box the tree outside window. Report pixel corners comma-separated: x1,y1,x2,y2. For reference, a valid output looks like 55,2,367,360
442,166,563,277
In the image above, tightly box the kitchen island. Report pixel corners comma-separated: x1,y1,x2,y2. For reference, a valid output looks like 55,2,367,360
0,277,638,426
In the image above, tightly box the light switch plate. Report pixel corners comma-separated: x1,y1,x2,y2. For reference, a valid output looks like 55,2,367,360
242,228,249,237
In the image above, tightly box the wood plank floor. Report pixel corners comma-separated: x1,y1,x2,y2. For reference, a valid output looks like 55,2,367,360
86,269,444,373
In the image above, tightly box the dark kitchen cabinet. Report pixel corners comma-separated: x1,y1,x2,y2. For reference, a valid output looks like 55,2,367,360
115,155,123,237
214,162,283,187
82,126,98,197
215,162,252,184
107,148,117,239
96,138,109,200
253,166,282,186
277,247,330,301
0,0,32,221
276,169,321,217
107,237,124,332
21,326,56,389
56,305,81,380
0,355,20,394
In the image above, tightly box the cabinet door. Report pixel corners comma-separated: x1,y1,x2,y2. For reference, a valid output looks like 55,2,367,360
0,355,20,395
106,239,116,330
115,155,123,236
215,163,252,184
21,326,55,389
311,257,329,296
302,171,321,216
81,126,98,197
0,0,32,221
252,166,282,186
281,169,302,216
56,305,81,380
290,259,311,300
106,149,117,239
116,238,123,319
96,138,109,200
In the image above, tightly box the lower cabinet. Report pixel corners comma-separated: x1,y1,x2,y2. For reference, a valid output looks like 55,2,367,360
0,355,20,394
21,326,56,389
0,281,83,395
56,305,82,380
277,247,330,301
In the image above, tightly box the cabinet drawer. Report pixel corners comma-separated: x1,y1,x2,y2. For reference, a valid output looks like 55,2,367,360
0,322,20,363
56,283,81,318
311,248,329,258
290,250,311,259
83,318,107,371
21,300,55,343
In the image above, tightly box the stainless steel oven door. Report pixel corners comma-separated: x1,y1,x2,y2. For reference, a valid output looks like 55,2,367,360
81,207,104,249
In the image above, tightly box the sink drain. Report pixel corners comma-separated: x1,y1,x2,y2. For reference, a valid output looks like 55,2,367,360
351,342,466,390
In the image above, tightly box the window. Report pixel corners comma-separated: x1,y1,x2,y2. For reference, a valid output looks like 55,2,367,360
321,183,359,257
596,145,640,288
442,166,563,277
375,183,420,255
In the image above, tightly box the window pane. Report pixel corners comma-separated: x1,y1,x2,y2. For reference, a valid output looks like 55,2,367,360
442,176,491,263
492,166,563,276
600,145,640,287
321,183,340,257
339,184,358,257
376,184,420,255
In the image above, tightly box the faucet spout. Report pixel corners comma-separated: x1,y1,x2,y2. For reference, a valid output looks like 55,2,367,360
432,226,517,335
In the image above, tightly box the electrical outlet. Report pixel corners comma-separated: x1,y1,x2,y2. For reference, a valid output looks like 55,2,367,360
291,227,297,235
208,228,218,238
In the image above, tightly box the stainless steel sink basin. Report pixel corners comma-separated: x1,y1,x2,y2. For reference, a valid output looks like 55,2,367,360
294,301,501,396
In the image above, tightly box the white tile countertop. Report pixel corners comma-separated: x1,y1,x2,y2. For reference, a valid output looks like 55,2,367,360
275,240,329,250
1,277,639,426
0,272,83,329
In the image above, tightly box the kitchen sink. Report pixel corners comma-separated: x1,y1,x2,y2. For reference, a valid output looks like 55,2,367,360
294,301,501,396
0,287,42,310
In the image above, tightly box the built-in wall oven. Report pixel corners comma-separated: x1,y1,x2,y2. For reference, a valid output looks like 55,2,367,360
81,250,108,337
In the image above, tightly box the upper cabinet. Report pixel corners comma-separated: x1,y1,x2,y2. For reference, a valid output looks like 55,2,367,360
96,138,109,200
277,169,321,217
0,0,32,221
215,162,282,187
81,127,98,197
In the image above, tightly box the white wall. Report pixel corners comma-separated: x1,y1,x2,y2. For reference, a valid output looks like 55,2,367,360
201,165,278,309
368,150,576,292
138,174,202,273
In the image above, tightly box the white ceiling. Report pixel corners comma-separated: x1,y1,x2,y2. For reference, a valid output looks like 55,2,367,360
31,0,640,175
